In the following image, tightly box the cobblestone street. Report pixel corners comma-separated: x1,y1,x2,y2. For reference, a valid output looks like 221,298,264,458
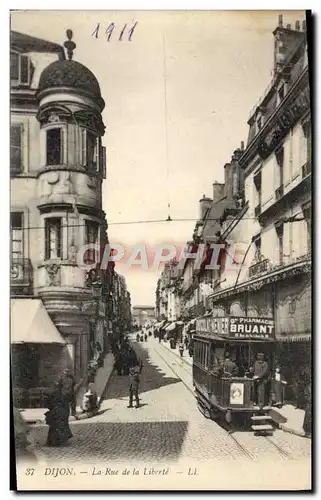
26,339,311,466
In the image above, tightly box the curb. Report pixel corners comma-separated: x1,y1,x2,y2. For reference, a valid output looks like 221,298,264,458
277,423,310,439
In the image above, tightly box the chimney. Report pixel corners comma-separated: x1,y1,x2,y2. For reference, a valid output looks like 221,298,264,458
212,183,225,203
302,20,306,31
278,14,283,27
241,141,245,151
295,20,300,31
199,194,212,220
286,24,291,30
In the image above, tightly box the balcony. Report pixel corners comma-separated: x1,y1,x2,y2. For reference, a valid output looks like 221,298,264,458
11,258,33,296
275,185,284,200
248,258,270,279
302,160,311,179
254,204,261,217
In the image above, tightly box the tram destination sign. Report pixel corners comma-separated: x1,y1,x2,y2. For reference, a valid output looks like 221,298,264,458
229,317,275,340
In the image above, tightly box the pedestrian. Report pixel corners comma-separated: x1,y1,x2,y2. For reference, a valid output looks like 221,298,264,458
58,368,77,417
252,353,270,408
184,336,188,348
272,365,287,407
82,383,99,414
144,333,148,342
45,382,73,447
179,342,184,357
303,382,311,437
128,362,141,409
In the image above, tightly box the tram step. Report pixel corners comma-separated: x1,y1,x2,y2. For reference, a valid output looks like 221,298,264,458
251,415,272,421
251,424,273,431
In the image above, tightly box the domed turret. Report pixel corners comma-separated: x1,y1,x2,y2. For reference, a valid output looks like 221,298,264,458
37,30,104,111
38,59,104,108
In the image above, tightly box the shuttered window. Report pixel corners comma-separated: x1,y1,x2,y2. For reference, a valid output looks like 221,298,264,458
10,125,23,175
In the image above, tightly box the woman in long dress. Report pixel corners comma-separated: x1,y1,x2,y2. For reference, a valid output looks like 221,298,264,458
45,382,73,447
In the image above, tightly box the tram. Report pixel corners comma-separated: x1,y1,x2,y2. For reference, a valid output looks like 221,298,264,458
193,316,281,434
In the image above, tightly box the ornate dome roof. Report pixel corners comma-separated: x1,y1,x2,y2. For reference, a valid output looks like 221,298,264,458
38,59,103,104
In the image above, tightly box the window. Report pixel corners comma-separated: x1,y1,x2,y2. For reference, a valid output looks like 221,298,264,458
275,222,284,265
10,125,23,175
254,236,261,261
257,117,262,132
85,220,99,264
10,51,31,85
302,120,312,163
277,84,285,104
253,170,262,207
11,212,24,260
303,206,311,254
82,130,99,171
45,218,62,260
276,147,284,187
46,128,62,165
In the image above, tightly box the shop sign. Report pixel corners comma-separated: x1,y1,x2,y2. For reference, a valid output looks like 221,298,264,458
196,317,229,336
229,317,275,340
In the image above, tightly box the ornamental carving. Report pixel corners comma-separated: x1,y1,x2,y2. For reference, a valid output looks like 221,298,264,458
45,263,61,286
47,172,60,185
85,268,102,288
74,109,105,135
37,105,72,124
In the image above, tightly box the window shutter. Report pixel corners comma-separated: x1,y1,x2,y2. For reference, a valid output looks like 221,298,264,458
102,146,107,179
94,138,100,172
10,125,23,175
82,129,87,166
20,55,30,85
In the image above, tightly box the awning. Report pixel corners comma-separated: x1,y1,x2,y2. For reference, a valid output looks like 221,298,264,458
176,321,184,326
165,322,176,332
11,299,66,345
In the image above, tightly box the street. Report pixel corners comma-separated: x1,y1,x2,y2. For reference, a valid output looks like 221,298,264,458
25,338,311,466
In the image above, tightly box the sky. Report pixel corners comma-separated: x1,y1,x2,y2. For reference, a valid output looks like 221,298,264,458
11,9,306,307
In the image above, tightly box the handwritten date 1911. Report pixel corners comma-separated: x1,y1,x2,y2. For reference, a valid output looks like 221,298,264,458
92,22,138,42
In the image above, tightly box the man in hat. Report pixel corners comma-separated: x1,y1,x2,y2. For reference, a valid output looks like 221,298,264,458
128,361,142,409
223,352,238,377
252,352,270,408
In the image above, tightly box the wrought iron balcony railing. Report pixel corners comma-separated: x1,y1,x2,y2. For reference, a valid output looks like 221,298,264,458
10,258,33,295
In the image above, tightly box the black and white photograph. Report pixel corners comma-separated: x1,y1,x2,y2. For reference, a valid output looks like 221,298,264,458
9,9,312,491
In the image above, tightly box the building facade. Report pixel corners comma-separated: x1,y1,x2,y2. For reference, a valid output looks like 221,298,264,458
207,16,311,402
10,30,115,404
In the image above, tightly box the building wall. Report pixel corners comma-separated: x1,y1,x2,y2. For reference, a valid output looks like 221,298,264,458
275,276,311,338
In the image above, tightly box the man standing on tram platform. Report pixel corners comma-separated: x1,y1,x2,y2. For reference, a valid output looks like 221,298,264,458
252,352,270,408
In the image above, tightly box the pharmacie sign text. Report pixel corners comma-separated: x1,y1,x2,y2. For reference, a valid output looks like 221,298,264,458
229,317,275,339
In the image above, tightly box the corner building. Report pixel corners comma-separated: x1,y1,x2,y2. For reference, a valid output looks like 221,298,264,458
10,31,108,405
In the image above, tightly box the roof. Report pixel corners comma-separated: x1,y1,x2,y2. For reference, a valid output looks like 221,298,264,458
11,299,66,345
38,59,104,107
11,31,65,59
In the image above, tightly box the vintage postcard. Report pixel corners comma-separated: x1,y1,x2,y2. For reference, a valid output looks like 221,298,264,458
10,9,312,491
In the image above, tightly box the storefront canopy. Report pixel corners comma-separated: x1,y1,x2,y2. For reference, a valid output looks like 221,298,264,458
11,299,66,345
165,322,176,332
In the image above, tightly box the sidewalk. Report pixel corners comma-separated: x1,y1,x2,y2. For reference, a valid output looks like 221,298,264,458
269,404,308,438
155,339,193,367
21,352,115,425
